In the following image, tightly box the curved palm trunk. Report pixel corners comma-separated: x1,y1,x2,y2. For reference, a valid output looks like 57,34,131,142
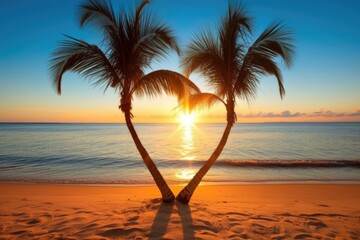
176,121,233,204
124,110,175,202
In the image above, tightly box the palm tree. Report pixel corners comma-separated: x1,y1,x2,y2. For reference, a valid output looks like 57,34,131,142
50,0,199,202
176,2,295,203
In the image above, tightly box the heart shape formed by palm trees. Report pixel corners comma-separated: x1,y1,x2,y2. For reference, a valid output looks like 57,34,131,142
50,0,294,204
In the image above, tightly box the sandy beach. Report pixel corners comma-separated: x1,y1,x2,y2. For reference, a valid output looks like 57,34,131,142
0,184,359,239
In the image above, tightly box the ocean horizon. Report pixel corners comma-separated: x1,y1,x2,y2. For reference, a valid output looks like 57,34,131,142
1,122,359,185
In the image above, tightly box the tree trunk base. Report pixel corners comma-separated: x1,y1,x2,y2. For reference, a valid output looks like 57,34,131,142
175,190,191,204
162,193,175,203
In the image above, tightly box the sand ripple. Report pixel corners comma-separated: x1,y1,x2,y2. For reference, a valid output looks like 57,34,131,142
0,198,359,239
1,184,360,239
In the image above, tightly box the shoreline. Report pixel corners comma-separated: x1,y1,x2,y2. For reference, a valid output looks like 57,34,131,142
1,179,360,187
1,183,359,239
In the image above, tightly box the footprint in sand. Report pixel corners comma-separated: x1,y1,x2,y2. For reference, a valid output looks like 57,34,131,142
26,218,41,225
124,216,140,226
305,219,327,231
25,213,53,230
317,204,329,207
294,233,313,239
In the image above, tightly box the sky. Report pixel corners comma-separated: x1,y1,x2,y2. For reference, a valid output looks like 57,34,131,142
0,0,359,123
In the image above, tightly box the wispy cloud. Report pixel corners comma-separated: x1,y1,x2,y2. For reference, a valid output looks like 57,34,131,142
238,108,360,118
348,108,360,117
309,108,360,117
240,110,306,118
197,108,360,122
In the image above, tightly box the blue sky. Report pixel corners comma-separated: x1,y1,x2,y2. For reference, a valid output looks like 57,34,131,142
0,0,359,122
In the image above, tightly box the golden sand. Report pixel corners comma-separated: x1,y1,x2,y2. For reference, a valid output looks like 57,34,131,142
0,184,359,239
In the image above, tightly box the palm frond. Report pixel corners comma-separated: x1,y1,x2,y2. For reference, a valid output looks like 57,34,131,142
134,0,150,30
50,35,120,94
253,22,294,67
140,22,179,57
220,1,253,84
80,0,117,28
225,1,253,37
134,1,179,69
178,93,226,112
131,70,200,100
235,22,295,100
104,0,179,86
182,2,253,100
181,30,228,98
132,14,179,71
182,30,221,76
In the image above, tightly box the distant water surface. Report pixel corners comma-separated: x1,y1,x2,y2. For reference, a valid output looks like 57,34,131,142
0,123,359,184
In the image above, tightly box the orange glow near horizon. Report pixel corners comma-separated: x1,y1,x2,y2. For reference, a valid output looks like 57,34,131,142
1,105,360,123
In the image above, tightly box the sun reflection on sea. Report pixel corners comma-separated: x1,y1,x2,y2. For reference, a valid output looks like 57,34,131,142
175,169,195,180
175,112,199,181
180,124,196,161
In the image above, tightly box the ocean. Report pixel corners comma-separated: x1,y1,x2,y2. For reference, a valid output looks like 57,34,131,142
0,123,359,185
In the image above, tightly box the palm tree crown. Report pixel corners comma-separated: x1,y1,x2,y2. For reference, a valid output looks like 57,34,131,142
51,0,198,110
181,3,294,123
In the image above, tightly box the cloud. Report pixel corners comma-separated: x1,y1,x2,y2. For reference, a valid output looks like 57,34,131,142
348,108,360,117
309,107,360,117
240,110,306,118
199,107,360,120
310,109,345,117
238,107,360,119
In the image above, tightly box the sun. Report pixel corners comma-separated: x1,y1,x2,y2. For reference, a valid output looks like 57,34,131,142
178,112,196,126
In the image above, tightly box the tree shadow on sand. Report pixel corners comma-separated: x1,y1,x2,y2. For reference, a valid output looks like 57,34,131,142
148,201,194,239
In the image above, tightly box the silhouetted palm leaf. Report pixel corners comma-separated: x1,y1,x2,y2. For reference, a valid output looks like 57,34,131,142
235,22,294,101
80,0,117,29
132,70,200,100
50,35,120,94
179,93,226,112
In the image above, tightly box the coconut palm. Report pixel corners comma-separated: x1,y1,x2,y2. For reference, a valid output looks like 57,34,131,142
176,2,295,203
50,0,199,202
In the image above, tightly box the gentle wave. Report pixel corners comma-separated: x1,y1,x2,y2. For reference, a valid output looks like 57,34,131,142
1,177,359,185
216,159,360,168
1,123,360,184
1,158,360,185
2,155,359,169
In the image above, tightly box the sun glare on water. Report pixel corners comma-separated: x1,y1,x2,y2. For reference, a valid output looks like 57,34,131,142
176,169,195,180
178,112,196,126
